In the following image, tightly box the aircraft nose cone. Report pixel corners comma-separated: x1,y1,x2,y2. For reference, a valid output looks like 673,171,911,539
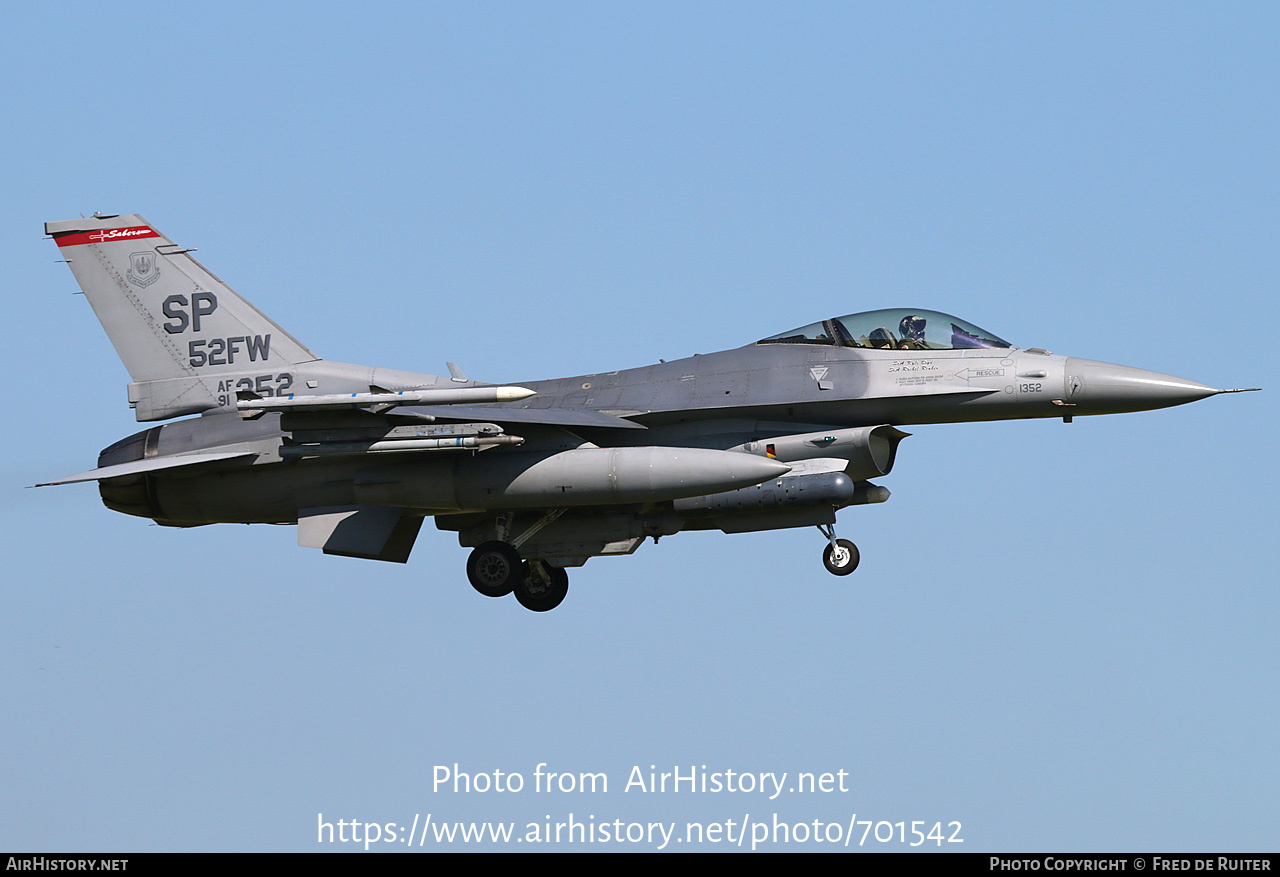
1064,358,1218,414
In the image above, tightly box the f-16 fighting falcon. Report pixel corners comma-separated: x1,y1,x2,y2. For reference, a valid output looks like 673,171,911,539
37,214,1258,611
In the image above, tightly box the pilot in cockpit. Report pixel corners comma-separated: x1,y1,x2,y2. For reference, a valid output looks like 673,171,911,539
897,314,929,350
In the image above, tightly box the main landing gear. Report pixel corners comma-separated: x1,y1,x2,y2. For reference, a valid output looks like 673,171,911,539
514,561,569,613
466,540,522,598
817,523,859,576
466,540,569,612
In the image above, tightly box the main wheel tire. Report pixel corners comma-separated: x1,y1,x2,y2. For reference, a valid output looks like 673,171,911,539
466,541,523,597
823,539,860,576
514,564,569,612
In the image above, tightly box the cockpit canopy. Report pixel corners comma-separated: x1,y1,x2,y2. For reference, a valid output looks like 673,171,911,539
758,308,1012,351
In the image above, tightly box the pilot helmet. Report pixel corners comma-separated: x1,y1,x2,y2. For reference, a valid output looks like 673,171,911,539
899,314,927,343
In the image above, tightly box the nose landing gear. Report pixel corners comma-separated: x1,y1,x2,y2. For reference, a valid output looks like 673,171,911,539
817,524,859,576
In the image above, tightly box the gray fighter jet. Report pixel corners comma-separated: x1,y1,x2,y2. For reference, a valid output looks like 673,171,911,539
38,214,1258,611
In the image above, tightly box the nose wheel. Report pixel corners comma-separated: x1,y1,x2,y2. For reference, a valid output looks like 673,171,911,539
817,524,859,576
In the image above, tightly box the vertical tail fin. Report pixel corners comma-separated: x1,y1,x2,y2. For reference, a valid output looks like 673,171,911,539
47,214,320,420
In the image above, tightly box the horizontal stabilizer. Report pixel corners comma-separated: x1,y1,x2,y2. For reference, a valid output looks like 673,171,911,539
298,505,423,563
34,450,254,487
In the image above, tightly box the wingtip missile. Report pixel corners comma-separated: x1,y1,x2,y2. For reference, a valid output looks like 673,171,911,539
236,385,536,413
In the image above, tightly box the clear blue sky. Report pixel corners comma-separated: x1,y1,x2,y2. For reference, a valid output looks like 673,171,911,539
3,2,1276,851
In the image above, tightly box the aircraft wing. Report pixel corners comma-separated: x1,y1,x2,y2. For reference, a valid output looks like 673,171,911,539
399,405,647,430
